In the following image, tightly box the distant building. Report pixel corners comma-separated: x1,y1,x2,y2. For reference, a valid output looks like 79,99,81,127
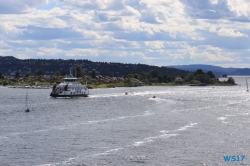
174,76,184,84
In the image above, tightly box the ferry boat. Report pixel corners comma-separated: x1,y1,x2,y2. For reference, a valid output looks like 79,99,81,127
50,74,89,97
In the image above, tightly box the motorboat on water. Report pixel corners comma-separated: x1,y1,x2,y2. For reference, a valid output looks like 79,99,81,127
50,74,89,97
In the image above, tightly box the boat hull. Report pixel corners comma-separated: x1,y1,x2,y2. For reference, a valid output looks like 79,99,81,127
50,93,88,97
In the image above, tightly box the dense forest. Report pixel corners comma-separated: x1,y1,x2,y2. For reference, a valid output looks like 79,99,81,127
0,56,236,87
0,56,189,77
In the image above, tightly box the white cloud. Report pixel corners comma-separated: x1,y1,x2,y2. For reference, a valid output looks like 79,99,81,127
227,0,250,17
0,23,27,36
16,54,31,59
145,41,165,49
209,27,248,37
185,45,236,62
0,0,249,67
57,0,126,10
217,28,248,37
0,0,48,13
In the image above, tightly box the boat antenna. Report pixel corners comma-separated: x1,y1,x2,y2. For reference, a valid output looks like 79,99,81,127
75,67,77,78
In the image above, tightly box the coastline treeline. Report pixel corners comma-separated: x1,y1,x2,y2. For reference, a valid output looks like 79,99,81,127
0,67,236,87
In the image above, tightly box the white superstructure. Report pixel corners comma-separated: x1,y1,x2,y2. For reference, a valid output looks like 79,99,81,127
50,75,89,97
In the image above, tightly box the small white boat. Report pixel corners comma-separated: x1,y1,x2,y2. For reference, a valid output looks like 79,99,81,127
50,74,89,97
25,107,30,112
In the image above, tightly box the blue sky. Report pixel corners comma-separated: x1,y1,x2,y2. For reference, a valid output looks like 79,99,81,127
0,0,249,67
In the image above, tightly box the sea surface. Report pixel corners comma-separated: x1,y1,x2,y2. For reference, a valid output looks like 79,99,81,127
0,77,250,166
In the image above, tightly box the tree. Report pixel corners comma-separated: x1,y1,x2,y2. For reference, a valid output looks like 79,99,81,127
158,75,163,83
91,70,96,78
141,72,149,80
0,72,4,79
75,65,84,77
25,72,31,77
185,73,194,82
15,72,20,79
163,74,167,83
54,71,61,76
133,73,140,80
37,69,45,76
194,69,204,76
207,71,215,78
227,77,235,85
149,70,161,78
195,74,210,83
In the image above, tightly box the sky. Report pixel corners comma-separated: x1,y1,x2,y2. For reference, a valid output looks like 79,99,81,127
0,0,249,67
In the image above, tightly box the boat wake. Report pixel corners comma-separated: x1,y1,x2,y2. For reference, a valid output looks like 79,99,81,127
1,111,154,140
37,122,197,166
149,97,176,105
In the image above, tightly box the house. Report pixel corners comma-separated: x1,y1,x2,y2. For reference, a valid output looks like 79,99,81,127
174,76,184,84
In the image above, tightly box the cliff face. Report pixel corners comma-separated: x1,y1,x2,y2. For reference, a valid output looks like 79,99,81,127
0,56,189,77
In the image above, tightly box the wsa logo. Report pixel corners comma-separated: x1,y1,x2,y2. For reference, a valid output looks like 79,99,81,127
223,155,245,162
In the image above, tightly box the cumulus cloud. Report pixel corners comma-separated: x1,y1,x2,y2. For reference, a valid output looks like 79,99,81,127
0,0,48,13
57,0,126,10
0,24,27,36
0,0,249,67
217,28,248,37
180,0,250,21
227,0,250,18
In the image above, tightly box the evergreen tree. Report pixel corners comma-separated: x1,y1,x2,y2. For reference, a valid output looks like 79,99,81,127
91,70,96,78
75,65,84,77
207,71,215,78
54,71,61,76
163,74,167,83
194,69,204,75
15,72,20,79
25,72,31,77
37,69,45,76
0,72,4,79
149,70,161,78
227,77,235,85
185,73,194,82
158,75,163,83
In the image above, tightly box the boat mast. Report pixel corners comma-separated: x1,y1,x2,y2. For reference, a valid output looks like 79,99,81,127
25,90,30,112
25,90,28,108
75,67,76,78
246,77,249,92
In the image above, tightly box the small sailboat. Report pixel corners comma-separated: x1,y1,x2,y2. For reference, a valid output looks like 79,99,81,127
25,91,30,112
246,77,249,92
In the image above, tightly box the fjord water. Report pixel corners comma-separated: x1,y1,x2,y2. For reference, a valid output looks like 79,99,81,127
0,77,249,165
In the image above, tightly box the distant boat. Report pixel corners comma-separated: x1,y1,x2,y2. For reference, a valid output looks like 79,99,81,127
246,77,249,92
25,91,30,112
189,83,207,86
50,71,89,98
125,91,134,95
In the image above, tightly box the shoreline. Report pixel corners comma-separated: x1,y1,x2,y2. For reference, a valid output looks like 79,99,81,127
1,81,238,89
7,85,51,89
